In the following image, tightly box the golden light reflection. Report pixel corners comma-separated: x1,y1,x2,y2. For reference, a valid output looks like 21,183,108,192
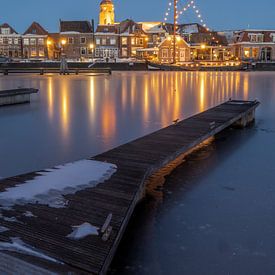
89,77,96,124
61,80,69,138
47,77,53,120
199,74,206,112
243,74,249,100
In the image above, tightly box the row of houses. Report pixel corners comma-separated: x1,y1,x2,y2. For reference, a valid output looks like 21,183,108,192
1,0,275,63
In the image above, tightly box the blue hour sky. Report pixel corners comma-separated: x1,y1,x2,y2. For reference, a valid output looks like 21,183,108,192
1,0,275,33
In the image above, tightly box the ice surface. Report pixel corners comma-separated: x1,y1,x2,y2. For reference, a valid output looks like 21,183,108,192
67,222,99,240
0,226,9,233
0,160,117,208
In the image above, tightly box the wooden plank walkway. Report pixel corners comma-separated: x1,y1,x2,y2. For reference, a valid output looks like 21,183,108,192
0,100,259,274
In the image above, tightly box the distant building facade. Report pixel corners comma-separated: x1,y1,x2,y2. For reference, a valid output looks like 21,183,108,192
59,20,94,61
22,22,48,60
0,23,22,58
232,30,275,62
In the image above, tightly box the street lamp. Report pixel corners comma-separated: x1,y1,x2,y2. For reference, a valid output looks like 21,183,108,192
89,43,95,60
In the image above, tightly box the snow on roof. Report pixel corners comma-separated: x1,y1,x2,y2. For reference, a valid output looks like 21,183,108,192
140,22,166,33
0,159,117,209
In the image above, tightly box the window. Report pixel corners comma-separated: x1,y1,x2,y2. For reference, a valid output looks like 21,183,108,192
122,48,128,57
30,38,36,45
139,39,143,45
14,38,19,45
252,48,259,59
162,49,168,58
81,47,87,55
1,28,10,35
31,47,36,57
102,38,106,45
0,38,3,44
38,38,44,45
243,47,250,58
8,38,12,45
23,38,29,45
110,38,116,45
271,34,275,43
248,34,264,43
80,37,86,44
131,38,135,45
68,37,74,44
39,48,45,57
121,37,127,45
96,38,100,45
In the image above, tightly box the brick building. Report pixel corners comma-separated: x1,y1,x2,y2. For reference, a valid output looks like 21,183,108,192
59,20,94,61
232,30,275,62
0,23,22,59
22,22,48,60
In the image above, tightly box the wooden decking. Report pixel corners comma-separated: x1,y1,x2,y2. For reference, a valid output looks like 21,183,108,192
0,88,38,106
0,100,259,274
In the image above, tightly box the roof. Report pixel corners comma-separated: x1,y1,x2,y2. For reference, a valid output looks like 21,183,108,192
0,23,17,34
234,30,275,43
60,21,93,33
24,22,48,35
140,22,166,34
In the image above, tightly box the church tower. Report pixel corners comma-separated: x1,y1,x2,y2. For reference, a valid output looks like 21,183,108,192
99,0,115,25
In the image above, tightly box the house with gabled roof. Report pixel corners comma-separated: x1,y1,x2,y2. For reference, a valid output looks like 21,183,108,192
22,22,49,59
0,23,22,59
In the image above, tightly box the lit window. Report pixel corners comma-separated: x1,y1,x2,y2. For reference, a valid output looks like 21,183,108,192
96,38,100,45
102,39,106,45
131,38,135,45
31,47,36,57
39,48,45,57
243,48,250,58
121,37,127,45
122,48,128,57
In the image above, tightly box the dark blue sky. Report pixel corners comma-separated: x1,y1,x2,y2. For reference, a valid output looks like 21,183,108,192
1,0,275,33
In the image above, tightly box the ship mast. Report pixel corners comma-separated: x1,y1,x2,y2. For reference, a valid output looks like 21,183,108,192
173,0,177,64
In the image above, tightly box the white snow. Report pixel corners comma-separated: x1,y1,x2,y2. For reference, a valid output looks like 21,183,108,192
0,237,61,263
23,211,36,218
67,222,99,240
0,226,9,233
0,160,117,208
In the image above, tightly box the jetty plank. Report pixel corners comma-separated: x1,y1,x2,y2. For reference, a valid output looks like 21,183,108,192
0,100,259,274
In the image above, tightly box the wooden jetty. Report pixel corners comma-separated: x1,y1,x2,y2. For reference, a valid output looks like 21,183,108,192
0,100,259,274
0,67,111,75
0,88,38,107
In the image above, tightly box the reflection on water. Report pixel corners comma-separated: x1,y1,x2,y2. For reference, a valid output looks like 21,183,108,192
0,72,272,178
1,71,275,274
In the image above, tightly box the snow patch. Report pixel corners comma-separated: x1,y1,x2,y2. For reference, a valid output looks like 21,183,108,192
0,226,9,233
23,211,36,218
0,238,61,263
67,222,99,240
0,160,117,209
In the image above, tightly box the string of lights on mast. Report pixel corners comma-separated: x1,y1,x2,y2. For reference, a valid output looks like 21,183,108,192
163,0,221,46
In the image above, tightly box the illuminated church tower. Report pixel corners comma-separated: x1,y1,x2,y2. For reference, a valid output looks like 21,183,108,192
99,0,115,25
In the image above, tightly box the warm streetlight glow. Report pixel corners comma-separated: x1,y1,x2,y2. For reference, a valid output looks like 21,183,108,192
61,39,67,46
47,40,52,46
201,44,206,49
89,43,95,49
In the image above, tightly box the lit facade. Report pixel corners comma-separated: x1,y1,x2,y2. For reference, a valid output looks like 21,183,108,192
99,0,115,26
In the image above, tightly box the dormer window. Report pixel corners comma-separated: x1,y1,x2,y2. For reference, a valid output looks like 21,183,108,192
248,33,264,43
1,28,10,35
32,29,37,34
